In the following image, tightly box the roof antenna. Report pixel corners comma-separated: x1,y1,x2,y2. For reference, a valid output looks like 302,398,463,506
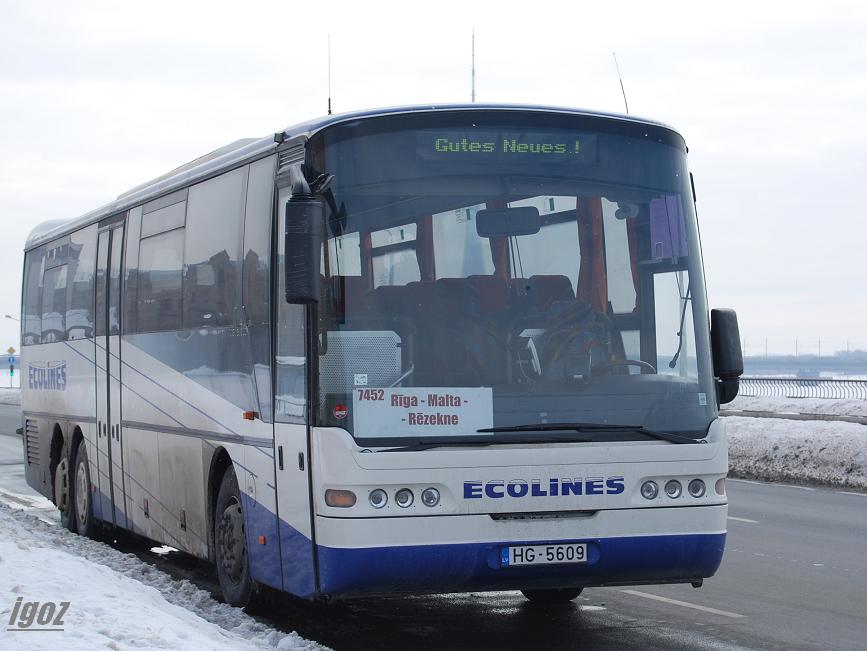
471,28,476,102
327,34,333,115
612,51,629,114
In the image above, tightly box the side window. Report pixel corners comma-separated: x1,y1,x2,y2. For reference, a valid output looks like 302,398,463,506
183,167,247,328
433,204,495,278
22,247,45,345
41,265,67,343
602,198,637,313
66,225,97,340
510,196,580,290
138,198,185,332
326,232,362,277
371,224,419,288
243,156,276,326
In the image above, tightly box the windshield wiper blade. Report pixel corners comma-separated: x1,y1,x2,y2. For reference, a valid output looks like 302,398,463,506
476,422,702,445
381,434,594,453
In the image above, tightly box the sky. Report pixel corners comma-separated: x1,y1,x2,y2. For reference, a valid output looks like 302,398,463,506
1,0,866,356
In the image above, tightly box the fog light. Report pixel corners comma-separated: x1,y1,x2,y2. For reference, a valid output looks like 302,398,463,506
640,481,658,500
369,489,388,509
688,479,706,498
325,489,357,508
664,480,682,499
715,478,726,495
395,488,414,508
421,487,440,507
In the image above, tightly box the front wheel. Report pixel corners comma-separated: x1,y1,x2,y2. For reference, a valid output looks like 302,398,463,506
521,587,583,604
215,467,255,607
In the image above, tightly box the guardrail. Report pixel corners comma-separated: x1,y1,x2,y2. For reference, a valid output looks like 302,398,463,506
739,377,867,400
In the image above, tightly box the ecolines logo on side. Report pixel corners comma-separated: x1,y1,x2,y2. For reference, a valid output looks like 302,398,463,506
28,361,67,391
463,477,625,499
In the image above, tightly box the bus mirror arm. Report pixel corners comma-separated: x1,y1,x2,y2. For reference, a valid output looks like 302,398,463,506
284,164,325,305
710,308,743,404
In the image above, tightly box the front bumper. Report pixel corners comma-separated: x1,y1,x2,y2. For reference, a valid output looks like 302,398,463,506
315,504,727,597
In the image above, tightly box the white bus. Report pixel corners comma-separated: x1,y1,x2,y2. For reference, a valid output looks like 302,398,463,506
20,105,743,606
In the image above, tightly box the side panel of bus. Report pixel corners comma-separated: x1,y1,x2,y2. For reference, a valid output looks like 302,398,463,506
21,154,308,593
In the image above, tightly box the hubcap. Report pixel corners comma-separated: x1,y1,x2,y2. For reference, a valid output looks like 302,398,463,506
218,497,246,585
75,459,89,526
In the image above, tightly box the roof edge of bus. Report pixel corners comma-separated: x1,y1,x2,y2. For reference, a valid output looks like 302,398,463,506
24,103,682,251
279,102,681,140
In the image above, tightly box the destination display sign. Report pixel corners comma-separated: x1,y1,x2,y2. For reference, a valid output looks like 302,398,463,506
353,387,493,438
417,130,598,164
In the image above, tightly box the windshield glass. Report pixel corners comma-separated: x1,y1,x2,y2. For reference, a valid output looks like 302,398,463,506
300,111,715,444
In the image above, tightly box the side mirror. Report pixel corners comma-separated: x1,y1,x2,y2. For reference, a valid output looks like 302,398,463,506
710,308,743,404
284,193,324,304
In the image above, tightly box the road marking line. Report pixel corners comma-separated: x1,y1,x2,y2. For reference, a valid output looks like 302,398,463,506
727,516,759,523
728,478,814,491
836,491,867,498
621,590,746,619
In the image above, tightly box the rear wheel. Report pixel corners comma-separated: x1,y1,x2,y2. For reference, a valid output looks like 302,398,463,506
72,443,100,539
53,441,74,532
215,467,255,607
521,587,583,604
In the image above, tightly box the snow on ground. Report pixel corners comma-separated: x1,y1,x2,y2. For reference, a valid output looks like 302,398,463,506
0,388,20,406
726,416,867,490
728,394,867,418
0,502,325,651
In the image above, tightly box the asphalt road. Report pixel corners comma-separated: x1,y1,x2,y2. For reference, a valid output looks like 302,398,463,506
1,402,866,650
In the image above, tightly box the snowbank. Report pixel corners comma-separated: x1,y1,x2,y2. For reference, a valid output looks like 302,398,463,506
0,503,325,651
0,388,20,406
727,416,867,490
728,394,867,418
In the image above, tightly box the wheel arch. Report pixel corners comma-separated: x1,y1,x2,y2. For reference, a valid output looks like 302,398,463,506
206,446,234,562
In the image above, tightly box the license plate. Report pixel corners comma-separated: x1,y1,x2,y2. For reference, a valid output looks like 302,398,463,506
501,543,588,567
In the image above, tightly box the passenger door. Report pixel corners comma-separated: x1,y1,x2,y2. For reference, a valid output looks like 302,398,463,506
273,186,318,597
95,220,127,527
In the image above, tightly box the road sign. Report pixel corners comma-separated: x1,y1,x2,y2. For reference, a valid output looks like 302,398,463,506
6,347,15,355
7,356,14,365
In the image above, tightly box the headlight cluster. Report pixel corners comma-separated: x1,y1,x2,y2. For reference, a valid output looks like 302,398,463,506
326,487,441,509
641,478,707,500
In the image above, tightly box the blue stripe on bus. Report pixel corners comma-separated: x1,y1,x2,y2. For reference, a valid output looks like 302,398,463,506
315,533,726,597
240,492,317,598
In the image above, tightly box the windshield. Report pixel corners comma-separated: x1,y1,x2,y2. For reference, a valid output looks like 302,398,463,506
298,111,715,444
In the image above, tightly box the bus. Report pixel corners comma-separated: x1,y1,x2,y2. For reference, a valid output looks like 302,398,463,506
19,104,743,606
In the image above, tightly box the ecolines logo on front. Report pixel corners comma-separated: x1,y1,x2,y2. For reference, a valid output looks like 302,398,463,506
463,477,625,499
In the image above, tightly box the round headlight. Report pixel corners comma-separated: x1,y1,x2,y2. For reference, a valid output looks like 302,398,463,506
715,478,726,496
395,488,414,508
664,480,682,499
688,479,706,498
369,488,388,509
421,487,440,507
640,480,659,500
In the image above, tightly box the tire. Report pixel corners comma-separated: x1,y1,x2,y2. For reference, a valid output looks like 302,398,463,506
521,587,583,604
53,441,74,532
72,443,100,539
214,467,255,607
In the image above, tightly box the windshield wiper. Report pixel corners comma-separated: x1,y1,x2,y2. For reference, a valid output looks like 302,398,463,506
476,422,703,445
380,434,594,453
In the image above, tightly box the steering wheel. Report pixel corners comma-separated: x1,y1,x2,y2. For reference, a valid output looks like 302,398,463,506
594,359,658,375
